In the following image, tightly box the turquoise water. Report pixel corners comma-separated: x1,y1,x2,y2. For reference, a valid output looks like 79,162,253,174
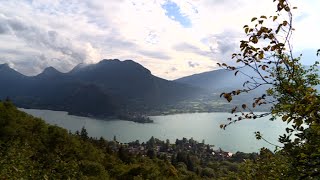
20,108,288,153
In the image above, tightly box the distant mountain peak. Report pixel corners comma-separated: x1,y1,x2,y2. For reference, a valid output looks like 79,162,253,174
98,59,120,64
0,63,24,78
95,59,151,74
0,63,16,72
0,63,10,69
70,63,89,73
44,66,59,73
38,66,61,77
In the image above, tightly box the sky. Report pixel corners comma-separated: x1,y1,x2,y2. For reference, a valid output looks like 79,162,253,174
0,0,319,80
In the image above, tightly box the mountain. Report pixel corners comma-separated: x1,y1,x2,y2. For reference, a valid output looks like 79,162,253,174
66,59,203,108
174,66,265,92
0,63,28,98
0,59,203,118
174,67,272,111
37,66,62,76
176,66,320,92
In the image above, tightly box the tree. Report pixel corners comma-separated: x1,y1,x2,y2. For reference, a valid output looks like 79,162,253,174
146,149,156,159
80,126,88,140
147,136,156,149
219,0,320,178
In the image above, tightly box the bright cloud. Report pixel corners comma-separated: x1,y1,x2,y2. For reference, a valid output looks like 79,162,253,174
0,0,319,80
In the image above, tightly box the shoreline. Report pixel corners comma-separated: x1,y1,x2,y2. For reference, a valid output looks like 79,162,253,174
18,107,269,117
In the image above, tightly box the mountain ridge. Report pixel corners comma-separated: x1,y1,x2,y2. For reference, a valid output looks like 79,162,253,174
0,59,205,118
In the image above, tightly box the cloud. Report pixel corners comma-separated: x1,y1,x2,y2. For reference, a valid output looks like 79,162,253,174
171,67,178,71
0,13,94,72
211,30,240,54
165,67,178,74
0,1,129,75
173,42,213,58
138,50,171,60
0,0,318,80
188,61,199,68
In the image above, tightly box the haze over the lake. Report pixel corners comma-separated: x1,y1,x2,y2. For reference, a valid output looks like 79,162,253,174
0,0,319,80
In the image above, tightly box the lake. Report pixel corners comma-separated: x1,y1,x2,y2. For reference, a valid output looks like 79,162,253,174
20,108,288,153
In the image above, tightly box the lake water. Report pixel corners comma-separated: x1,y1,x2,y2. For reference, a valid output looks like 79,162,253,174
20,108,288,153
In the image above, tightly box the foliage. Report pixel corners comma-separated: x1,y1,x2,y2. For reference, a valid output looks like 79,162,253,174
0,101,250,179
238,148,291,179
0,101,184,179
219,0,320,178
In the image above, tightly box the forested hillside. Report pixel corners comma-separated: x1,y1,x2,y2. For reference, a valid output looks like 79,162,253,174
0,100,254,179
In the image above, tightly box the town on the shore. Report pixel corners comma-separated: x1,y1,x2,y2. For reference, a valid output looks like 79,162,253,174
76,127,259,173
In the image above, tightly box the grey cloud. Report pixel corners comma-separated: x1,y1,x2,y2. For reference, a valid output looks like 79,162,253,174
199,30,241,66
0,27,89,76
217,40,237,55
0,14,90,65
8,18,28,31
0,2,143,75
105,36,138,50
0,48,30,56
0,1,140,76
83,0,125,29
85,1,105,11
188,61,199,68
48,31,58,41
204,30,240,56
86,0,124,10
0,54,42,75
173,42,213,58
165,67,178,74
170,67,177,71
0,24,9,34
0,0,178,78
0,50,75,76
138,50,171,60
145,31,159,45
83,27,139,51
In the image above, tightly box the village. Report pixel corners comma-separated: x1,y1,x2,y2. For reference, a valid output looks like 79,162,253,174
106,136,255,165
77,127,258,175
